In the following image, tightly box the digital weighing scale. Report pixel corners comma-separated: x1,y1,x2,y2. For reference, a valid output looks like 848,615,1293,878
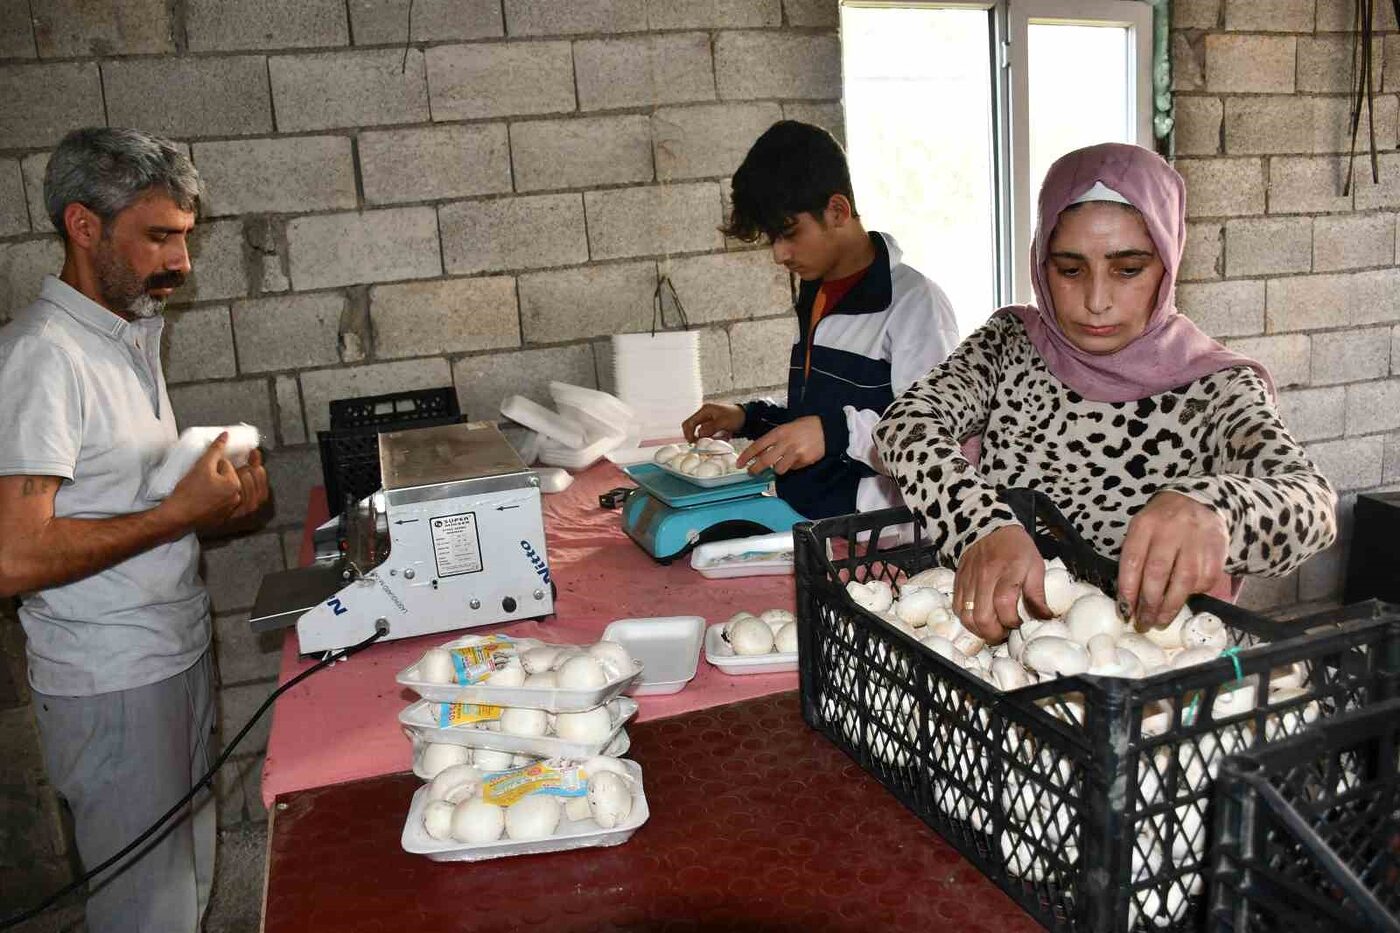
619,463,805,563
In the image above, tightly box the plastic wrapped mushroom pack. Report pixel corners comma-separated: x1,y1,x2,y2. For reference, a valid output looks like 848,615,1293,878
842,560,1319,927
398,635,651,858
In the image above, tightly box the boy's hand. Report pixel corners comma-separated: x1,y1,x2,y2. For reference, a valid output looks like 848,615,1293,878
682,403,745,442
737,416,825,475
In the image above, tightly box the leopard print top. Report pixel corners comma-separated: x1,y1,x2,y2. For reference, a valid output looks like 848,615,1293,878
872,312,1337,575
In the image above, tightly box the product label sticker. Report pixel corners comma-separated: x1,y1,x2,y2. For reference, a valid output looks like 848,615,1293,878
446,636,517,685
430,512,483,577
480,759,588,807
438,702,503,728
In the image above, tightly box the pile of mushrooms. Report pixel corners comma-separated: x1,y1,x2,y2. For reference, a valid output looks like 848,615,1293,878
418,638,636,690
846,561,1322,926
721,609,799,655
421,756,638,845
849,559,1261,692
653,437,747,478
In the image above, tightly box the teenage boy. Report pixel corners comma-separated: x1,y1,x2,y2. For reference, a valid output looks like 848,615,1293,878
682,120,959,520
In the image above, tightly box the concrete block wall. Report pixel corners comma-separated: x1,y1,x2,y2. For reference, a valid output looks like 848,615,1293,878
1173,0,1400,612
0,0,836,834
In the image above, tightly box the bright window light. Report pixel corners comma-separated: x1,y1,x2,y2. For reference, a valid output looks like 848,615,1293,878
1027,22,1133,211
842,5,998,339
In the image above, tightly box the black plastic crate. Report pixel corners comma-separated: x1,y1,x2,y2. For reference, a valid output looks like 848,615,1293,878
317,387,462,516
1209,698,1400,932
793,490,1400,932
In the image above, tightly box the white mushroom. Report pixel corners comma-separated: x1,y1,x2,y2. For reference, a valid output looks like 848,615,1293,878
1022,637,1091,677
1114,648,1147,679
719,453,739,472
486,659,526,687
504,795,561,840
556,655,609,690
1268,662,1307,691
694,437,733,453
1086,633,1120,675
419,648,456,684
523,670,558,689
774,621,799,654
895,588,942,627
990,657,1030,691
759,608,795,632
587,770,634,829
675,452,702,474
1169,646,1222,671
846,579,894,613
499,706,549,737
420,742,472,778
554,706,614,743
423,800,455,840
653,444,684,464
1140,604,1192,649
693,460,723,478
1212,677,1259,719
1116,633,1169,671
451,798,506,844
904,566,956,593
473,748,515,771
1064,593,1124,645
1042,567,1080,617
586,640,634,679
950,627,986,658
919,633,979,671
520,646,562,674
563,796,592,822
723,611,761,637
427,764,484,804
727,617,775,655
1180,612,1228,651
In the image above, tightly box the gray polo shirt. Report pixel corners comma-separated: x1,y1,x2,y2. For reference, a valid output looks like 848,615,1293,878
0,275,209,696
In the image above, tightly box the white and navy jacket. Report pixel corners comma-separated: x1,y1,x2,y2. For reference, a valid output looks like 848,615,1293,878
741,232,959,519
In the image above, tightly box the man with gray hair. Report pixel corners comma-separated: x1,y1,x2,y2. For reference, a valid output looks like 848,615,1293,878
0,127,269,932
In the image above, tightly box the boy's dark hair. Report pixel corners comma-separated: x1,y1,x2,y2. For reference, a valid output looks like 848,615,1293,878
722,120,856,243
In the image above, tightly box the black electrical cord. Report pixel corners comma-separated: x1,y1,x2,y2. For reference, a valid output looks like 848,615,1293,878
0,623,389,931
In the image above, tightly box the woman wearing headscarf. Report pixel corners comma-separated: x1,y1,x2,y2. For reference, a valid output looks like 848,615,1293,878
873,143,1337,643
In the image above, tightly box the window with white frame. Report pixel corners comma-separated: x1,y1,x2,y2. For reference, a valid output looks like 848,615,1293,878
841,0,1154,336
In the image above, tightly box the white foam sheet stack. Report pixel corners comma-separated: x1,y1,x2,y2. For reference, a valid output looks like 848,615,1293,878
611,332,702,443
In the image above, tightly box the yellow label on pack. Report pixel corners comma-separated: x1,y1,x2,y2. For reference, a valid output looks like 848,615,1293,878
481,760,588,807
438,702,503,728
448,636,518,685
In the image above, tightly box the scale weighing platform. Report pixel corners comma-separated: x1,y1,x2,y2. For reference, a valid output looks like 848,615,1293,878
619,463,805,563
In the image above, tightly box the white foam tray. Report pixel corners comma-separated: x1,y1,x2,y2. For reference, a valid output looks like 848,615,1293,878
690,532,794,579
500,395,585,448
703,623,798,676
401,759,649,862
411,731,632,781
399,697,637,758
395,637,643,711
601,616,704,696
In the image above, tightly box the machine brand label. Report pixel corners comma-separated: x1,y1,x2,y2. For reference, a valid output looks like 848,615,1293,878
520,540,550,584
430,512,484,578
326,597,347,616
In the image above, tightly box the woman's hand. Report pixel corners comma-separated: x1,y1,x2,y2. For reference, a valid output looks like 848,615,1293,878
953,524,1050,644
1118,491,1228,630
736,416,825,475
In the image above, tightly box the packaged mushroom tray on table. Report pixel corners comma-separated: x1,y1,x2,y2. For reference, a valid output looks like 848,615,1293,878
398,634,651,861
793,491,1400,931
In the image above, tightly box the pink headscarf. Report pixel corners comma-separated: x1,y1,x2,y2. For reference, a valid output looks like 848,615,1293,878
1009,143,1274,402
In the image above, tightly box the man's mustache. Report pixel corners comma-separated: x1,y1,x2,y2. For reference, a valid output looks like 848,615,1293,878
146,271,186,290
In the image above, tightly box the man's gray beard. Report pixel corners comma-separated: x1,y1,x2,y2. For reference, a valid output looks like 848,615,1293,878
127,293,165,319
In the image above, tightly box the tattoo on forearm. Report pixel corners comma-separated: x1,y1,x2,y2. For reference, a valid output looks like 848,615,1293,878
19,477,56,497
